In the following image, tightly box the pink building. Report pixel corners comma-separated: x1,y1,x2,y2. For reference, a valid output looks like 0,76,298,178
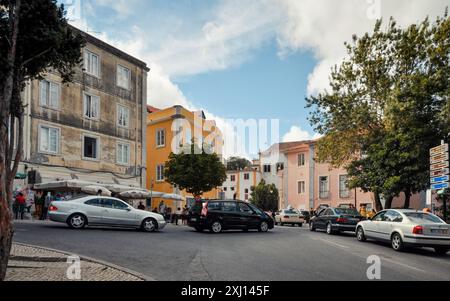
261,140,426,211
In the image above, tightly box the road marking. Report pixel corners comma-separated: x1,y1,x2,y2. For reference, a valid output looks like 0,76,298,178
310,237,350,249
380,257,426,273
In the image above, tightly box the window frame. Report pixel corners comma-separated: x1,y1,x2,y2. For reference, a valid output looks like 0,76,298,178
83,49,101,78
116,64,131,90
117,104,130,129
83,92,100,121
298,153,306,167
298,180,306,195
156,129,166,148
318,175,330,199
116,141,131,166
156,164,165,182
39,79,60,110
82,133,101,161
38,124,60,155
339,174,350,198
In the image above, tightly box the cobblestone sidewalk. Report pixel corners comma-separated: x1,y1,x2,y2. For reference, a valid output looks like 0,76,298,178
5,243,146,281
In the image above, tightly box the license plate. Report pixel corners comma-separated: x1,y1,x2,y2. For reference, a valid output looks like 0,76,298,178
190,218,197,222
431,229,448,235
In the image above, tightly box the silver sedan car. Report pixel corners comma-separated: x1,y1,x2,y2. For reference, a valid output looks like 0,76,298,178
356,209,450,255
48,195,166,232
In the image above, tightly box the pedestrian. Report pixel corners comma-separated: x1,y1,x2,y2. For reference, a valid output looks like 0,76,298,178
35,191,44,219
174,207,182,226
152,207,158,213
138,201,146,210
15,192,26,220
41,192,53,220
25,189,34,214
159,201,166,215
271,210,276,221
97,189,103,196
359,204,368,219
182,206,189,225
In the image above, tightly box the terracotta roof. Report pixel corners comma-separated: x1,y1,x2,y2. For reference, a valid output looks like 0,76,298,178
147,105,161,113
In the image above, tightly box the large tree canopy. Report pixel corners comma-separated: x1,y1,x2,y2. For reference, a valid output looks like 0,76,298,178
165,143,227,198
226,156,251,171
306,11,450,210
250,180,279,211
0,0,84,281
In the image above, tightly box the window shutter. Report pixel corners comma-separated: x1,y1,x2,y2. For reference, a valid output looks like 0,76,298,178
40,81,48,106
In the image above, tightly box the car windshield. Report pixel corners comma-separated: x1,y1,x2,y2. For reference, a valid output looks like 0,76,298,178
404,212,443,224
283,209,298,215
334,208,359,216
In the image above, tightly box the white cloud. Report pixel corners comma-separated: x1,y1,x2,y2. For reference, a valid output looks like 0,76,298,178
283,126,320,143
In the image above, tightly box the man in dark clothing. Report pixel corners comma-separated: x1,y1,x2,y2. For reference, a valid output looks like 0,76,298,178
138,202,146,210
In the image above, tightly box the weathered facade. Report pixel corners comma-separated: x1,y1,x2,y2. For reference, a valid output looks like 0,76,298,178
16,28,149,189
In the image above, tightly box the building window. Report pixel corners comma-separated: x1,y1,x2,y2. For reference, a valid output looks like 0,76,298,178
276,163,284,171
83,135,99,160
84,50,100,77
319,176,329,199
244,173,250,180
231,187,235,191
156,129,166,147
245,188,249,194
339,175,350,198
117,105,130,128
156,165,165,181
117,65,131,90
230,175,236,182
223,187,228,192
83,93,100,120
40,80,59,109
39,125,59,154
298,153,306,166
117,142,130,165
263,164,271,173
298,181,306,194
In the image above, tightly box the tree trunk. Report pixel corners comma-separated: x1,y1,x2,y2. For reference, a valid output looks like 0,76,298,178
373,191,383,212
403,189,411,209
0,198,14,280
385,196,394,209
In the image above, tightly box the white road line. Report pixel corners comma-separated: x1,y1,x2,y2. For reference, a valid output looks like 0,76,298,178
380,257,426,273
311,237,351,249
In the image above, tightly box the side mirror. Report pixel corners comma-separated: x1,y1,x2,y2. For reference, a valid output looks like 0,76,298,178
126,208,132,212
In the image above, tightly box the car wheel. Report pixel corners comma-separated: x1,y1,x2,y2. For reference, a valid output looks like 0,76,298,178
67,214,87,229
210,221,222,233
309,221,316,232
434,247,449,255
195,226,204,232
259,221,269,233
391,233,405,252
141,218,158,232
326,222,334,235
356,227,367,242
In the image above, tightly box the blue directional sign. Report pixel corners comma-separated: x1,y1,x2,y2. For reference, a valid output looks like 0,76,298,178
431,175,450,184
431,182,449,190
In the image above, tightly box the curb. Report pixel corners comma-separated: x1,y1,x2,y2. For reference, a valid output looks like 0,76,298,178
12,242,157,281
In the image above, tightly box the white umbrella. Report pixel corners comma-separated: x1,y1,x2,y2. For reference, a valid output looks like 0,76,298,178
82,185,112,197
161,193,185,201
120,190,164,199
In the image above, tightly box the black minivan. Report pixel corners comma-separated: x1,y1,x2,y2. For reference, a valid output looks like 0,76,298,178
188,200,275,233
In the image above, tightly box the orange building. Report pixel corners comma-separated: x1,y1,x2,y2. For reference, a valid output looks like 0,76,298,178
146,105,223,210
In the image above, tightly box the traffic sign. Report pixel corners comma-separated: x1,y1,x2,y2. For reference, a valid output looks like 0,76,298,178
431,168,449,177
431,182,449,190
431,175,449,184
430,152,449,164
430,144,449,156
431,162,449,171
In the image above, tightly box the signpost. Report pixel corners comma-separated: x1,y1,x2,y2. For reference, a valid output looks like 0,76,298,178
430,143,449,222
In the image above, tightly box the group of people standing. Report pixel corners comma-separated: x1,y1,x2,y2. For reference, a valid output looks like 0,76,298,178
13,189,54,221
152,201,190,226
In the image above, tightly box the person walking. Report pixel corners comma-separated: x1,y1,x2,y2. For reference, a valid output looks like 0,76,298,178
41,192,53,220
174,207,182,226
25,189,34,214
182,205,189,226
15,192,26,220
138,202,146,210
159,201,166,215
35,191,44,220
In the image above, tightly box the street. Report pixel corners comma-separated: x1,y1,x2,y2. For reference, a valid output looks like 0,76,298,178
12,221,450,281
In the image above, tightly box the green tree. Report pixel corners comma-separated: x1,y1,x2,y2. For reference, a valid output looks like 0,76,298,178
306,12,450,210
0,0,84,280
165,143,227,198
250,180,279,211
226,156,251,171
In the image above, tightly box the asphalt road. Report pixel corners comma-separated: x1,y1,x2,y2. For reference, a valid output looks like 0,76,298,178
12,221,450,281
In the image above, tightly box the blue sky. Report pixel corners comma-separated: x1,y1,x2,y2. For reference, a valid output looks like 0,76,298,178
63,0,450,157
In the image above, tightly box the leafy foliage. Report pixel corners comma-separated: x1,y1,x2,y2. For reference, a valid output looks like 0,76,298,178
165,143,227,197
250,180,279,211
307,12,450,209
226,156,251,171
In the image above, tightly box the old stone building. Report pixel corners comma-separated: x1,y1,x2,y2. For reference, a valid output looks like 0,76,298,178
15,27,149,189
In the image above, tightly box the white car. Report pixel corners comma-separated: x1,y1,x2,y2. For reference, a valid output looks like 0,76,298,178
48,195,166,232
356,209,450,255
275,209,305,227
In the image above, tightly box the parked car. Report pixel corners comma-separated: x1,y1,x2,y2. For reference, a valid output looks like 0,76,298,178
187,200,274,233
356,209,450,254
48,195,166,232
310,207,363,234
275,209,305,227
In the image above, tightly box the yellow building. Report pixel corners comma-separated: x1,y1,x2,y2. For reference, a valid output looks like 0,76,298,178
146,105,223,210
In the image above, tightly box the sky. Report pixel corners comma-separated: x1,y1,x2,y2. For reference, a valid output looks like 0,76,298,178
63,0,450,158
